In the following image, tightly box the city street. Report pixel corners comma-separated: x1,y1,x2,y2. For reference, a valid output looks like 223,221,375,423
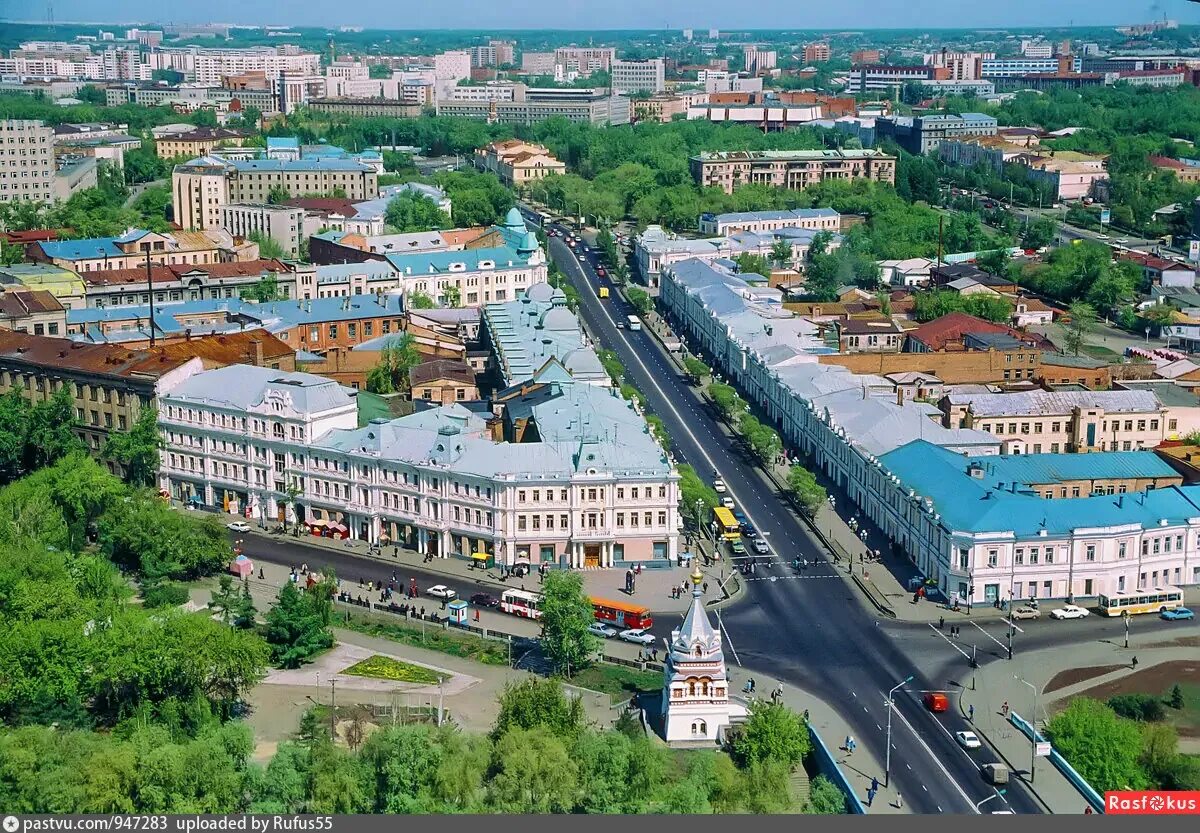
539,216,1044,814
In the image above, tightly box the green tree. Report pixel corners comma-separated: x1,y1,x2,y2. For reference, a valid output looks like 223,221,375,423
491,678,584,742
1168,684,1185,710
539,571,599,677
407,291,435,310
734,253,772,278
233,579,258,630
976,248,1011,276
241,273,284,302
786,464,827,516
25,387,86,472
729,700,811,770
770,238,794,268
267,186,291,205
805,774,848,814
442,286,461,309
489,727,578,813
364,333,421,395
1021,217,1058,250
1045,698,1147,792
247,232,286,261
103,407,164,487
210,575,239,625
626,286,652,316
98,493,228,581
263,581,335,669
1060,301,1098,357
384,193,450,233
682,356,710,383
676,464,719,533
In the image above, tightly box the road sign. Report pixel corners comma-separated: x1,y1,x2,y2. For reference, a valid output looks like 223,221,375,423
1035,741,1052,757
1099,209,1111,225
1190,239,1200,263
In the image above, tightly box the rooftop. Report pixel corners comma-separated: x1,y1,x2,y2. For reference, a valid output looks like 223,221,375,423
945,388,1162,417
692,148,894,162
166,364,357,415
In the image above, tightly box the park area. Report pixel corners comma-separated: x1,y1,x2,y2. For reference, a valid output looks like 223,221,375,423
1071,660,1200,742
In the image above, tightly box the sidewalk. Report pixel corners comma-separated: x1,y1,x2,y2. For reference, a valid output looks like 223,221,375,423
239,524,739,617
958,641,1199,814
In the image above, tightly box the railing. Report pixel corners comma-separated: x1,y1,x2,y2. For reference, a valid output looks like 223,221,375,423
1009,710,1105,813
807,724,866,814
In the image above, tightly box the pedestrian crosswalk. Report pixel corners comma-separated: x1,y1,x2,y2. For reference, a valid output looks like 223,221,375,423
743,573,841,582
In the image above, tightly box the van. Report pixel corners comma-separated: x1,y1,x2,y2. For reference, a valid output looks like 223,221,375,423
923,692,949,713
982,763,1010,785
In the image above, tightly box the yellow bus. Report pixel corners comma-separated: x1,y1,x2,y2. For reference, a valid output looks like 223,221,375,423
599,286,609,298
713,506,740,540
1096,586,1184,617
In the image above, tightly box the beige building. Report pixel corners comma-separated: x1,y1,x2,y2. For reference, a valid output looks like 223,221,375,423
409,359,479,405
0,287,66,336
690,149,896,195
27,228,246,274
477,139,566,190
155,127,250,159
1,119,55,204
939,389,1175,454
220,203,306,258
173,156,378,231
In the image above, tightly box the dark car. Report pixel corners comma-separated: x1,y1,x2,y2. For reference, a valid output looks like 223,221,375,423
741,524,758,538
470,592,500,608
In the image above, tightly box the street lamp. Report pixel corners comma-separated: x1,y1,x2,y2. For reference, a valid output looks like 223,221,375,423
1015,674,1039,783
1123,609,1130,649
885,675,914,788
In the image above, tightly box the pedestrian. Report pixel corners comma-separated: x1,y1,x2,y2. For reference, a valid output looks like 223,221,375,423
938,615,945,630
420,606,425,619
845,735,852,751
871,776,879,793
638,649,645,662
703,581,709,595
969,704,975,721
866,788,874,807
1132,655,1139,670
1001,700,1009,716
895,793,902,809
1085,807,1093,815
258,567,264,580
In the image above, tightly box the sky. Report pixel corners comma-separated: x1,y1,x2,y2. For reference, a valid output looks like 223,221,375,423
16,0,1200,30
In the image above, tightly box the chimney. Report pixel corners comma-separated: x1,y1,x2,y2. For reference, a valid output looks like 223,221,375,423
185,328,192,341
896,387,904,406
250,338,264,366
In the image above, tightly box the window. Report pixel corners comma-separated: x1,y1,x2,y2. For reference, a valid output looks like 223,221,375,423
987,551,997,568
1085,544,1096,562
1119,542,1127,559
1015,548,1024,565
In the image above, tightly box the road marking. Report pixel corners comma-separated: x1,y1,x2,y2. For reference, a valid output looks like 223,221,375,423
883,691,981,814
922,785,928,792
553,244,781,556
937,806,943,813
971,621,1008,651
928,623,972,659
1002,618,1025,633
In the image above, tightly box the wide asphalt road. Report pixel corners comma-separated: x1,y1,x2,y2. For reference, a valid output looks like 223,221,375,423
542,219,1042,815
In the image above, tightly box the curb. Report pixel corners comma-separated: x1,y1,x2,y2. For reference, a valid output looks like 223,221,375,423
953,688,1055,815
852,572,897,619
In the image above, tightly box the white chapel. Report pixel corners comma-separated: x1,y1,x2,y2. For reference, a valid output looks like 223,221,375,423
661,564,747,743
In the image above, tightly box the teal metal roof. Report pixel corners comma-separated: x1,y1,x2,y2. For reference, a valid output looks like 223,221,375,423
960,450,1178,489
383,245,532,275
879,440,1200,536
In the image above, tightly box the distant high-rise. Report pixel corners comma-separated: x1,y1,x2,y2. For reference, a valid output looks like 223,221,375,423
0,120,54,204
611,58,666,94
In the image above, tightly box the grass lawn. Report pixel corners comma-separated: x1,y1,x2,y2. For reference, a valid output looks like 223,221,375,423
1168,683,1200,738
342,654,446,685
1079,343,1122,361
343,613,511,666
566,664,662,702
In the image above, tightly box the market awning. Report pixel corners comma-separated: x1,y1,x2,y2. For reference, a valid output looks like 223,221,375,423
470,552,490,561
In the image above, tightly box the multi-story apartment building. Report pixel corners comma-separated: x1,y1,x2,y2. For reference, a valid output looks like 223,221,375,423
925,50,994,80
851,49,882,64
476,139,566,189
801,43,830,64
147,46,320,84
553,47,615,76
745,45,780,72
521,52,557,75
938,136,1029,173
435,88,630,125
0,329,202,463
159,283,680,568
937,389,1191,454
875,112,998,155
690,149,896,195
1021,40,1054,58
77,258,298,309
697,208,841,236
611,59,666,94
220,204,306,258
661,256,1199,603
468,40,516,68
306,98,424,119
172,156,378,231
27,228,247,273
844,64,934,94
0,120,55,204
981,56,1082,77
156,128,250,160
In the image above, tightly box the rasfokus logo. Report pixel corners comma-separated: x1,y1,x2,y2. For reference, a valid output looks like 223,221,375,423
1107,791,1200,814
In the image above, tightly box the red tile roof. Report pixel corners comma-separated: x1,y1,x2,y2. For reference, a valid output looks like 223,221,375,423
80,258,292,287
907,311,1046,352
284,197,358,216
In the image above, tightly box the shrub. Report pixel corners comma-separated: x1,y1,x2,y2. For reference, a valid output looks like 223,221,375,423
1108,693,1166,723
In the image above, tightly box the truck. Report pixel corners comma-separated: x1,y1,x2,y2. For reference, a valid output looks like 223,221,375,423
982,763,1010,786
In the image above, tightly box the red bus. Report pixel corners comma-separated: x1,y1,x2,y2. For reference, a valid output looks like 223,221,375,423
591,597,653,630
500,589,543,620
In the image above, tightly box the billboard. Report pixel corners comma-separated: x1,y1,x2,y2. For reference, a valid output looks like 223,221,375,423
1099,208,1112,225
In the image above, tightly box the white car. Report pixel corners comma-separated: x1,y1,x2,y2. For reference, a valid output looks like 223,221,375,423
720,497,735,509
714,478,727,494
227,521,250,533
426,585,457,600
588,622,618,638
619,628,656,646
1050,604,1089,620
1095,233,1110,240
955,730,982,750
753,539,770,555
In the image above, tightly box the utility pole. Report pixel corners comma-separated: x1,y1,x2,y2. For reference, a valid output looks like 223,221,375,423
1016,675,1038,783
437,678,444,727
885,675,913,788
143,246,156,348
1124,610,1130,649
330,677,337,740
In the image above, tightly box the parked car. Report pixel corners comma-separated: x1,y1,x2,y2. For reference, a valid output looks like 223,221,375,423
426,585,457,600
1161,607,1194,621
227,521,250,533
619,628,656,646
470,592,500,608
1010,605,1041,620
752,539,770,555
588,622,618,638
1050,604,1089,620
955,731,982,750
